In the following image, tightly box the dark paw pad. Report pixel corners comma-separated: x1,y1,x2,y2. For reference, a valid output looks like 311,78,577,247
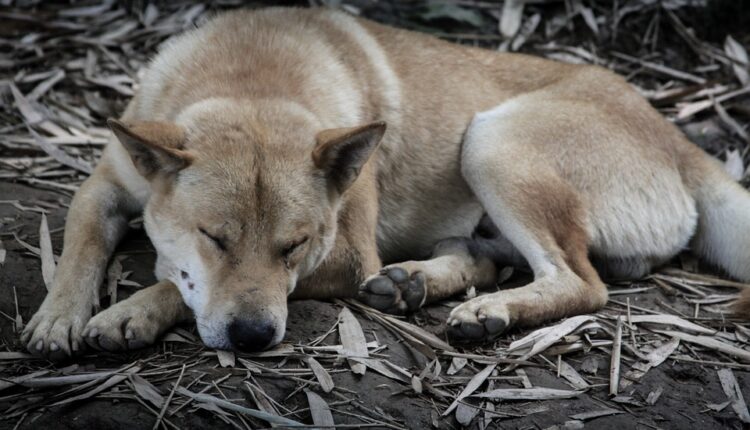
358,267,426,314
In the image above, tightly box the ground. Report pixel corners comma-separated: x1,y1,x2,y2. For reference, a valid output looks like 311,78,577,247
1,1,749,429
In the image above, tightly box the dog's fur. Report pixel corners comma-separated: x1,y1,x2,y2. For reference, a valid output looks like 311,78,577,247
22,8,750,358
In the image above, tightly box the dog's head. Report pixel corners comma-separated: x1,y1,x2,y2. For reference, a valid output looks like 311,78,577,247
108,101,384,352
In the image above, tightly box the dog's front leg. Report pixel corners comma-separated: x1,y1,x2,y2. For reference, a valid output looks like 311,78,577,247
82,280,190,351
21,168,139,359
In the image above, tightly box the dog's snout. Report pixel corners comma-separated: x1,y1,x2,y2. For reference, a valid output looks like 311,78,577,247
227,318,275,352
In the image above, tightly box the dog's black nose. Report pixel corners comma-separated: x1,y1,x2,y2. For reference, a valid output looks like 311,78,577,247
227,318,275,352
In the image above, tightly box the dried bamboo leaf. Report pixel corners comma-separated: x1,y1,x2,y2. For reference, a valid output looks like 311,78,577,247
646,386,664,405
338,306,368,375
609,317,623,396
306,356,334,393
621,337,679,389
474,387,584,400
53,365,141,406
176,387,303,427
724,149,745,181
131,374,164,409
443,363,496,416
106,256,122,306
724,35,749,86
558,359,590,390
216,350,236,368
39,213,56,291
717,368,750,423
246,382,281,427
655,330,750,363
500,0,525,38
305,389,334,429
628,314,714,335
447,357,468,375
508,315,595,360
570,408,623,421
456,401,480,426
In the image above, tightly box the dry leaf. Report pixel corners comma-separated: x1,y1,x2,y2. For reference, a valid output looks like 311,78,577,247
725,35,749,85
338,306,368,375
628,314,714,335
39,213,56,291
474,387,583,400
724,149,745,181
443,363,496,416
305,389,334,429
176,387,303,427
558,359,590,390
216,350,235,367
306,356,334,393
621,337,679,389
447,357,468,375
500,0,525,38
508,315,595,360
717,368,750,423
570,408,622,421
655,330,750,362
609,317,623,396
131,374,164,409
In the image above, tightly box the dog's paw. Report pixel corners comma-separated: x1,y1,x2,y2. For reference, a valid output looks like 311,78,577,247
446,296,510,340
358,266,426,314
82,300,164,351
21,296,92,360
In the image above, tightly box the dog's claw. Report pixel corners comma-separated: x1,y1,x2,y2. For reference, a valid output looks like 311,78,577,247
22,296,91,360
83,298,167,352
358,266,427,314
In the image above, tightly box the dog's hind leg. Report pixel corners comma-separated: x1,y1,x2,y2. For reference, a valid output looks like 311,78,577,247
82,280,191,351
447,106,608,339
358,237,498,314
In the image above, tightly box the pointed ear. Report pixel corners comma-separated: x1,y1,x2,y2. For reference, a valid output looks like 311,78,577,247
312,121,386,193
107,118,193,179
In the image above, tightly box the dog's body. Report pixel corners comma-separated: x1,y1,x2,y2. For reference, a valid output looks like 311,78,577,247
23,8,750,358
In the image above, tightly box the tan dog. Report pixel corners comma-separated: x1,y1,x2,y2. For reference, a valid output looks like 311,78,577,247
22,7,750,359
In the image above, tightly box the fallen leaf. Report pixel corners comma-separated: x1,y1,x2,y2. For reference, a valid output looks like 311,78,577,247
443,363,496,416
725,35,749,85
475,387,583,400
717,368,750,423
305,389,334,429
306,356,334,393
39,213,56,291
338,306,368,375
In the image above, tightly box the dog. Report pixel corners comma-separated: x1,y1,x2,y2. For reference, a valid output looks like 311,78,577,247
22,7,750,359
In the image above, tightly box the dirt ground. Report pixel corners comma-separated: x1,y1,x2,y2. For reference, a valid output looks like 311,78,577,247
2,1,750,429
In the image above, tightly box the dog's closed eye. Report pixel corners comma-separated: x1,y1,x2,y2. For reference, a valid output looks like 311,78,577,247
199,227,227,251
281,236,308,266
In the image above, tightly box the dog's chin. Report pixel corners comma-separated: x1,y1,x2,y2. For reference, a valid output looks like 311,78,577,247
195,316,231,350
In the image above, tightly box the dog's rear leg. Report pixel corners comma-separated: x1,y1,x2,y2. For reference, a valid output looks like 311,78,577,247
20,166,140,359
447,112,608,339
358,238,498,314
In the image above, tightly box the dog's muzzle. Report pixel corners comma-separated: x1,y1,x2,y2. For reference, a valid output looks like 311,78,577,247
227,318,276,352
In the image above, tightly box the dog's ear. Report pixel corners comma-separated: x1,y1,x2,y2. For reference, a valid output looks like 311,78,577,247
107,119,193,179
312,121,386,193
